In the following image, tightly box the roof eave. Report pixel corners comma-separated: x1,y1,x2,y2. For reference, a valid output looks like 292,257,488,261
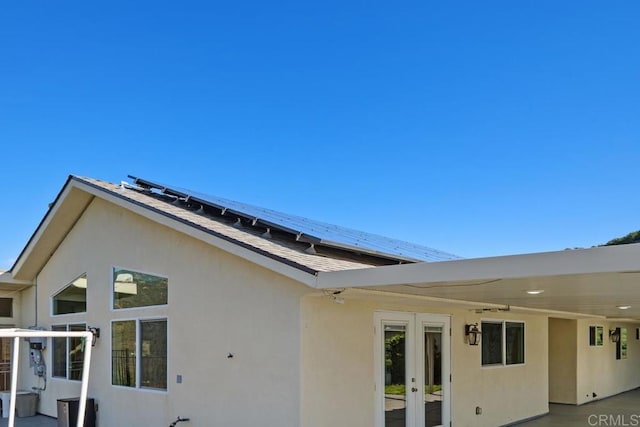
316,243,640,289
11,176,96,281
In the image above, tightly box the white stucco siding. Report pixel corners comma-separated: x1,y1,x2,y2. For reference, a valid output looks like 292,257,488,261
301,296,549,427
19,197,310,426
575,318,640,405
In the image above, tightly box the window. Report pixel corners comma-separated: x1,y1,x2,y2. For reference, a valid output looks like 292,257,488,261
0,298,12,317
53,275,87,315
481,320,525,366
617,327,628,360
113,268,167,310
52,323,86,380
589,326,604,346
112,319,167,390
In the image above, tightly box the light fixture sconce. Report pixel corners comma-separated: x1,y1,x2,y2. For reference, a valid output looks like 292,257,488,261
609,329,620,343
87,326,101,347
465,323,481,346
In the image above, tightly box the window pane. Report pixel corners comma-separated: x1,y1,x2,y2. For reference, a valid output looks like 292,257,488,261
481,322,503,365
0,299,12,317
69,324,86,380
596,326,604,346
112,321,136,387
53,275,87,315
52,325,67,378
506,322,525,365
113,268,168,309
618,328,628,360
140,320,167,390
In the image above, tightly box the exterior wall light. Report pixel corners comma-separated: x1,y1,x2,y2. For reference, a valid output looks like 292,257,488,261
610,329,620,343
87,326,100,347
465,323,481,346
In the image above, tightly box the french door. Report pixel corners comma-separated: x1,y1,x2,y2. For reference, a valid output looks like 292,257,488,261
374,312,451,427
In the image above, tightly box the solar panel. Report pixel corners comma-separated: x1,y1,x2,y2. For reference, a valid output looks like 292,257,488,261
128,176,461,262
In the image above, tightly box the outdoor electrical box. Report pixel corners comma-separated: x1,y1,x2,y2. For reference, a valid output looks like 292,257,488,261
28,338,46,350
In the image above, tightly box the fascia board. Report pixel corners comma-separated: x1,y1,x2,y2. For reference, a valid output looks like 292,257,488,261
316,244,640,289
72,179,318,288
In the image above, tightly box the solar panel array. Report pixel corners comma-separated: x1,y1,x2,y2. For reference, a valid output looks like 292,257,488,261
129,176,461,263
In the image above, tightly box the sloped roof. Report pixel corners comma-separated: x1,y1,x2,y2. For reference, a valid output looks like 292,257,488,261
78,177,388,273
128,176,460,263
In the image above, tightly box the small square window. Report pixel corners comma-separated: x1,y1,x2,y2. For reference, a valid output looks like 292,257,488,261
482,320,525,366
0,298,12,318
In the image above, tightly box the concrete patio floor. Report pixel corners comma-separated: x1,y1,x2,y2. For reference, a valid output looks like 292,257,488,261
518,388,640,426
0,389,638,427
0,415,56,427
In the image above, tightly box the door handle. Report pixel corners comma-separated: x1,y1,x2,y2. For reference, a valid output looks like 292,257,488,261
411,387,418,392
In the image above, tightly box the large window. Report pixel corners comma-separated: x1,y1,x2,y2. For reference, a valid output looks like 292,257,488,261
112,319,167,390
113,268,167,309
481,320,525,366
53,274,87,315
52,323,86,380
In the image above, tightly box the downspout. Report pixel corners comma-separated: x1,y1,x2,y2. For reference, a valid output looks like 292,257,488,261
34,275,38,327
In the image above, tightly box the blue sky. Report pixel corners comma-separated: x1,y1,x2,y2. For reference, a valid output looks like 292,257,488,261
1,1,639,270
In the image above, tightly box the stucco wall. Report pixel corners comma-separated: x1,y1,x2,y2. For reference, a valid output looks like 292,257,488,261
548,318,577,404
301,296,549,427
18,197,309,426
576,318,640,405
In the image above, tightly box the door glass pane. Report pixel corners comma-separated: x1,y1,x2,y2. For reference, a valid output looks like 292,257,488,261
424,326,442,427
384,324,406,427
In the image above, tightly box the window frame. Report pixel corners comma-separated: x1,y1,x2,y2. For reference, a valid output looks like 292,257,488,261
111,317,168,392
51,273,88,317
481,319,525,367
0,298,13,318
589,325,604,347
616,327,628,360
51,322,87,381
111,266,168,312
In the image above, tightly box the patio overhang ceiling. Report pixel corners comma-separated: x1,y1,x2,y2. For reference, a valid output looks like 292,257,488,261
316,243,640,320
